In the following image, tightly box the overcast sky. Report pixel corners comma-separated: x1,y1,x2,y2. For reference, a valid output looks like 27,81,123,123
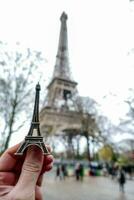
0,0,134,146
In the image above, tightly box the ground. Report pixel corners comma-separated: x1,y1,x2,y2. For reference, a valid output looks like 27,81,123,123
43,173,134,200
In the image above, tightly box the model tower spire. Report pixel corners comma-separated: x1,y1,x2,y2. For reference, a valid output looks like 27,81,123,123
27,83,41,136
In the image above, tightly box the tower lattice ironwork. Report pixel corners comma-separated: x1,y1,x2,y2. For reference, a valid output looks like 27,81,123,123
39,12,99,161
40,12,82,136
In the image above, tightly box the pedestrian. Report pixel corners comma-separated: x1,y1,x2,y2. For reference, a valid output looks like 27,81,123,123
128,165,133,180
75,163,80,181
0,143,53,200
56,165,62,180
61,164,67,180
118,167,126,193
79,163,84,181
111,165,118,180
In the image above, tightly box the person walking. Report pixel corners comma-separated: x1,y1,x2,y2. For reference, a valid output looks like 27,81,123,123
55,165,62,180
79,163,84,181
118,167,126,193
75,163,80,181
61,164,67,180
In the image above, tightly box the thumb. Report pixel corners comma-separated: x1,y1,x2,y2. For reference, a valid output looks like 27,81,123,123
16,145,44,190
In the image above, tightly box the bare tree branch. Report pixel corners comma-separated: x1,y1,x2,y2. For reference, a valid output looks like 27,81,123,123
0,42,46,152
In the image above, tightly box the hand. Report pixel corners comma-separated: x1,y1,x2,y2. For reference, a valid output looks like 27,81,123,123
0,143,53,200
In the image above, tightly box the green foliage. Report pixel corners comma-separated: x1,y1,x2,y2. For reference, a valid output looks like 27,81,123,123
98,144,114,162
117,155,129,165
112,152,119,162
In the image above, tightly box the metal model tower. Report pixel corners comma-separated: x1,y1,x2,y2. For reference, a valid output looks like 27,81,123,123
40,12,83,136
15,83,50,155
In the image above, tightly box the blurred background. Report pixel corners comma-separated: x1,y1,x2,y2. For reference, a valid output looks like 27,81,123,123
0,0,134,199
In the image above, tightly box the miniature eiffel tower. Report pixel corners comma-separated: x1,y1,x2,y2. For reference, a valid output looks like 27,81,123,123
15,83,50,155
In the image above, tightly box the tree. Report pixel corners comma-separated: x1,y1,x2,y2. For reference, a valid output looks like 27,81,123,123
117,155,129,166
75,96,100,161
97,115,120,143
98,145,114,162
0,42,46,152
118,88,134,137
74,96,124,161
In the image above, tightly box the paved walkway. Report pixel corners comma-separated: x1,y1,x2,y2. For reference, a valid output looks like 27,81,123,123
43,174,134,200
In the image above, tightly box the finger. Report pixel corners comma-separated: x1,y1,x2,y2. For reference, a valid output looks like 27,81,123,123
0,172,16,186
35,186,43,200
37,175,43,186
44,163,53,172
37,160,53,186
0,185,13,196
45,145,51,153
41,155,53,173
16,145,44,190
0,143,23,171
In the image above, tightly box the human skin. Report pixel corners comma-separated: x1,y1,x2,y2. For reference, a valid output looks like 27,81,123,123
0,143,53,200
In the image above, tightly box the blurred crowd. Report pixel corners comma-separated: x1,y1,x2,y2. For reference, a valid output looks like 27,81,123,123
54,161,134,192
55,161,133,179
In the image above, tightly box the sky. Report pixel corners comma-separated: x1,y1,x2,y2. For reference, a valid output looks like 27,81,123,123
0,0,134,146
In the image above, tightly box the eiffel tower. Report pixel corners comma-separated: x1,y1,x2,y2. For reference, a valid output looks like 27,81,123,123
15,83,50,155
40,12,83,136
